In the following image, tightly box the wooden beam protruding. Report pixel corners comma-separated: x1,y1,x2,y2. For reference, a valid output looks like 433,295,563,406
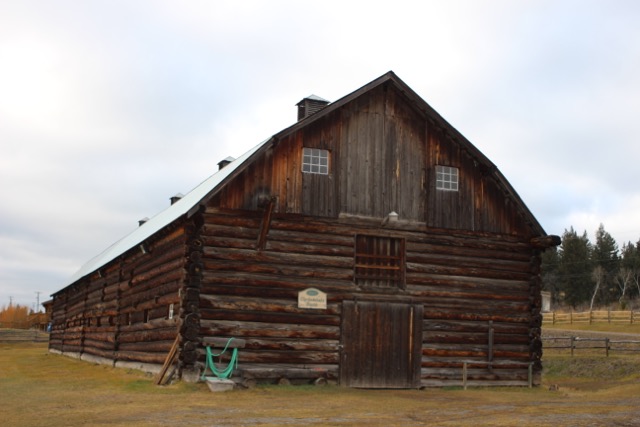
530,235,561,249
256,197,276,251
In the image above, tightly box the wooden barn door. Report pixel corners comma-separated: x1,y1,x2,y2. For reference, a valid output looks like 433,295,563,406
340,300,423,388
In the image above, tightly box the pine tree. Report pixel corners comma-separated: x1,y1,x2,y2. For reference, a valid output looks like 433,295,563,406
557,227,593,308
591,224,619,306
620,240,640,303
541,246,560,304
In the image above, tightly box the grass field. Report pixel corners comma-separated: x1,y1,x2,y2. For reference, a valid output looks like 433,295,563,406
2,337,640,426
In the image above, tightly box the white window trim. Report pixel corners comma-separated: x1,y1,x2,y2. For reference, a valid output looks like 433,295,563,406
436,165,459,191
302,147,329,175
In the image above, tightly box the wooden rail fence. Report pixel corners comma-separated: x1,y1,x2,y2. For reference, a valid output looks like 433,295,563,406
543,336,640,357
542,310,640,325
0,328,50,342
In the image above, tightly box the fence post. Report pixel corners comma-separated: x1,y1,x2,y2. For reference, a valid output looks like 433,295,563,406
571,336,575,357
487,321,494,372
528,363,533,388
570,310,573,324
608,309,611,324
552,311,556,325
605,338,610,357
463,362,468,390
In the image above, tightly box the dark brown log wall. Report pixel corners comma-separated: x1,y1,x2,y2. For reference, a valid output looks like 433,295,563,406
49,225,188,366
199,207,540,387
199,209,342,377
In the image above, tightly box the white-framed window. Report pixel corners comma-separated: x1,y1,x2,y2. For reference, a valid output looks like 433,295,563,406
436,165,459,191
302,147,329,175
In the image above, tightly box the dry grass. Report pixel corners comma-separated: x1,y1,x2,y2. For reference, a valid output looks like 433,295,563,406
2,341,640,426
544,322,640,334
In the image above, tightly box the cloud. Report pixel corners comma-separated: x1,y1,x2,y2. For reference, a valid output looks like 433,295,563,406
1,0,640,306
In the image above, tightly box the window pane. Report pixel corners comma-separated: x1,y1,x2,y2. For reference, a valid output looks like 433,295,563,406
435,165,459,191
302,147,329,175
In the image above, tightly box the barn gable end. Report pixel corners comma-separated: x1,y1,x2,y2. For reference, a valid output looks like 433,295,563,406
50,71,559,388
213,79,538,237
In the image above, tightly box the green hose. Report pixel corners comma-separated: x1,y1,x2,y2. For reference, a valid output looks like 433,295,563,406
201,338,238,380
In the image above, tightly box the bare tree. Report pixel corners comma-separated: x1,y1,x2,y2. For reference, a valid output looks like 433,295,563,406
620,240,640,304
615,267,633,308
590,266,605,311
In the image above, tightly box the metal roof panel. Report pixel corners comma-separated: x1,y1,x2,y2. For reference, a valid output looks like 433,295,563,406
63,140,266,287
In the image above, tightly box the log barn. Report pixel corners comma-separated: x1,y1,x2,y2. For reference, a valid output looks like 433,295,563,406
49,71,560,388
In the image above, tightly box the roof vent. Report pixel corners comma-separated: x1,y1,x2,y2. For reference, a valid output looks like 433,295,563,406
138,217,150,226
296,95,329,121
170,193,184,205
218,156,235,170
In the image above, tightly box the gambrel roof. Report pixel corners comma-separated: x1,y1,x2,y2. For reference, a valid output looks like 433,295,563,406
62,71,546,289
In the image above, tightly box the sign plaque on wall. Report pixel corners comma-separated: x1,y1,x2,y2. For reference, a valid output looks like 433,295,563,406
298,288,327,309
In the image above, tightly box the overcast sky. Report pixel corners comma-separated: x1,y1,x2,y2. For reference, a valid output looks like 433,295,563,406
1,0,639,309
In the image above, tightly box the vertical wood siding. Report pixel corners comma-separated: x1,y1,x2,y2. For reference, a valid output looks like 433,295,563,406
213,83,532,238
340,300,423,388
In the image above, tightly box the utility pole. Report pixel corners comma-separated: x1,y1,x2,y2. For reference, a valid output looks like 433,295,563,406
9,296,13,306
35,291,41,313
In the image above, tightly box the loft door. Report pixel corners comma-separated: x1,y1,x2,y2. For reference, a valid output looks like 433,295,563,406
340,300,422,388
